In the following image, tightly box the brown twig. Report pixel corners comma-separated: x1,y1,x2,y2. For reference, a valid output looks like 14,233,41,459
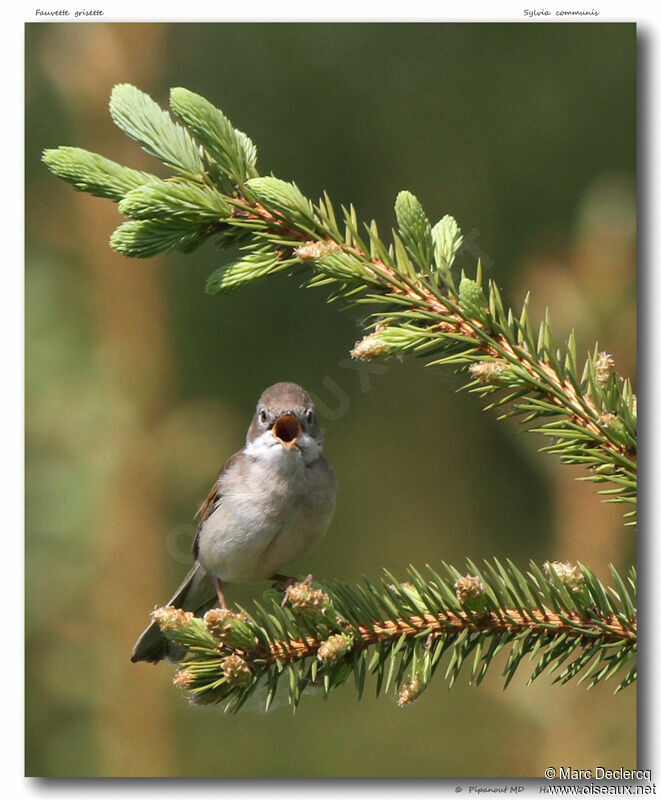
256,608,636,665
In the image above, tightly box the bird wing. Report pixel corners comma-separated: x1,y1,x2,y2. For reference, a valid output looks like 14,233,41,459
192,451,243,559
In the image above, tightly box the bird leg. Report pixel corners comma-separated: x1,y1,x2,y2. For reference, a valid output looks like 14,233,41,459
213,577,227,609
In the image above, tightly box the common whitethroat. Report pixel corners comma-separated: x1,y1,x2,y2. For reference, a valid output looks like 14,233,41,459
131,382,337,663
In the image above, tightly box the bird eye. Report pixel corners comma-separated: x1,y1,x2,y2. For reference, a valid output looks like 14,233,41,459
259,410,267,424
306,409,314,424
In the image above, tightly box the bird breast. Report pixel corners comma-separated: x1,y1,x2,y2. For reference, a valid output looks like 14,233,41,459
196,452,336,583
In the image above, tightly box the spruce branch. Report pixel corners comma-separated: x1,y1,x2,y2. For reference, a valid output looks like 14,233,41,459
42,84,636,523
152,562,636,712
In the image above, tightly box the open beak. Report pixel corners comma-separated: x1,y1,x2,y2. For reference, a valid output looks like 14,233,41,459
273,413,302,447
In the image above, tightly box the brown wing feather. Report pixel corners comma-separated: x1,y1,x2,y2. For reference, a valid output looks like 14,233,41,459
195,484,221,524
192,451,242,559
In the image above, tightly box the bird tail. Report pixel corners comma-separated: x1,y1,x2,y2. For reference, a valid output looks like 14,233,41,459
130,562,216,664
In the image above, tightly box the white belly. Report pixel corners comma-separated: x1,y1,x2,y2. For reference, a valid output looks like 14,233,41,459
197,454,335,583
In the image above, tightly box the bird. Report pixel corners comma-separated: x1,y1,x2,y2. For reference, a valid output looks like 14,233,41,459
131,382,337,663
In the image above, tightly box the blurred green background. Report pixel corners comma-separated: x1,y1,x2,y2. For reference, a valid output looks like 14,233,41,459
26,23,636,777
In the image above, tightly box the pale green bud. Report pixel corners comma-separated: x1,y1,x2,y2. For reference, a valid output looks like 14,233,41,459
459,277,487,320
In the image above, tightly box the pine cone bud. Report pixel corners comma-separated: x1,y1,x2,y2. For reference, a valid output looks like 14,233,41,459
397,676,423,707
454,575,488,612
317,633,352,663
204,608,257,651
469,361,507,383
295,240,341,261
598,412,626,440
284,581,330,614
351,330,389,361
595,352,616,385
221,654,253,687
544,561,585,594
151,606,194,632
173,668,194,690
